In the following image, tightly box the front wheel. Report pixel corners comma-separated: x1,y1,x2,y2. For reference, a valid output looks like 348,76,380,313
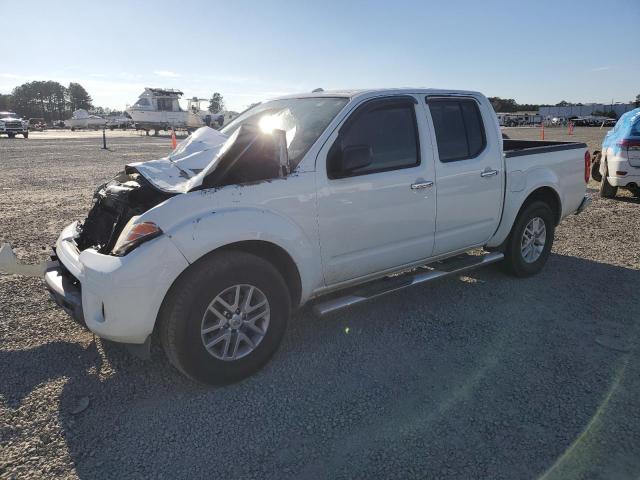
502,201,555,277
22,132,28,139
159,250,291,385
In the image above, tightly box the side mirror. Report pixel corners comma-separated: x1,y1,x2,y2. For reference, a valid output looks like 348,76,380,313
330,144,373,178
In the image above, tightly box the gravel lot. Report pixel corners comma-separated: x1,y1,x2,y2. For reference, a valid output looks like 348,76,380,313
1,127,639,479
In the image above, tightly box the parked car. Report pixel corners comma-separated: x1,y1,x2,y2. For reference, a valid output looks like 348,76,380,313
29,118,47,131
0,111,29,138
591,107,640,198
0,89,592,384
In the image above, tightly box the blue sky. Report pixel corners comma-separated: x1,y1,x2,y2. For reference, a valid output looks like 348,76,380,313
2,0,638,111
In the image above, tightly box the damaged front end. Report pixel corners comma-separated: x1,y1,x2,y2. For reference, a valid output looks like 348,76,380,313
75,172,173,255
75,124,290,255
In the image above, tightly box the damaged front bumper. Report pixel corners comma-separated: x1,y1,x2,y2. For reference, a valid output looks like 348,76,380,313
45,265,84,325
0,242,81,321
2,221,190,346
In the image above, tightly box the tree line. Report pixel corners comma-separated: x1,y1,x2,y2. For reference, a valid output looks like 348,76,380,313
0,81,93,122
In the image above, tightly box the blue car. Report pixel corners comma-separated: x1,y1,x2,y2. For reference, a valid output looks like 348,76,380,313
592,107,640,198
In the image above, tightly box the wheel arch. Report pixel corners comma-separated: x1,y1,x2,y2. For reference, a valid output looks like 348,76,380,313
216,240,303,308
166,238,303,310
519,186,562,225
486,183,562,249
155,238,304,345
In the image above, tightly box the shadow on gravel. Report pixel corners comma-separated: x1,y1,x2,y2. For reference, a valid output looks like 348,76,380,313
0,341,102,409
614,195,640,205
2,253,639,479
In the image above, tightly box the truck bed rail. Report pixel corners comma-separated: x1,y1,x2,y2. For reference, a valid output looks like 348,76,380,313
504,139,587,158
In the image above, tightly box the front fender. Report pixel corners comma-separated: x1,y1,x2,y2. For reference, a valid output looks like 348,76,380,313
162,207,322,304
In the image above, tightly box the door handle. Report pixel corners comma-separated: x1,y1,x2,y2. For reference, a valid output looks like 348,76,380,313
480,169,499,177
411,181,434,190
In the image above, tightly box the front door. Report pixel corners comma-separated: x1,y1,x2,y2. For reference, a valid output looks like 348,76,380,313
316,96,437,286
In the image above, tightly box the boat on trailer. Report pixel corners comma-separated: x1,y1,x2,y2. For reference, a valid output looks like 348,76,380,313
66,109,106,131
126,88,204,135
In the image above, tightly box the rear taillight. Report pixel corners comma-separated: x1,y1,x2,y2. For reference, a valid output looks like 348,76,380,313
618,139,640,149
584,150,591,184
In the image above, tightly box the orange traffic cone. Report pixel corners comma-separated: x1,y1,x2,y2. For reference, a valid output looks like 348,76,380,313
171,129,177,149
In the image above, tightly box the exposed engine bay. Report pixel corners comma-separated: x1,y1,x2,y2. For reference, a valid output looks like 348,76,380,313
74,172,172,254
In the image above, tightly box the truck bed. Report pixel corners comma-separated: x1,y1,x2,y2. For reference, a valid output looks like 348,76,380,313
503,139,587,158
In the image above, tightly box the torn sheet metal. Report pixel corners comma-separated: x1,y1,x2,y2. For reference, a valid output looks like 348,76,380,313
127,126,231,194
0,243,58,277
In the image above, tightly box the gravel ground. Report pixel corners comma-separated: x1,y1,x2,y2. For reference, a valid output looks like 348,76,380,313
1,128,639,479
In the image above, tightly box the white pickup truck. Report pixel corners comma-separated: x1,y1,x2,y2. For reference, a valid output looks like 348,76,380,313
0,89,592,384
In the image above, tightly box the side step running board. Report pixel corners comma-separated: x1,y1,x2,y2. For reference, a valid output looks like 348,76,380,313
313,251,504,316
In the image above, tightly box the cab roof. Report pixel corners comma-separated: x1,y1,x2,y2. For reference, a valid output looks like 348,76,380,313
270,88,484,101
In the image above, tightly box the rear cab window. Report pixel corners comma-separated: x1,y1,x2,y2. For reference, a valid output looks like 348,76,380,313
426,97,486,162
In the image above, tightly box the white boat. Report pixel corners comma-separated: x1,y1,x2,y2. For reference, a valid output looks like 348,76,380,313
126,88,204,134
66,109,106,131
185,98,239,128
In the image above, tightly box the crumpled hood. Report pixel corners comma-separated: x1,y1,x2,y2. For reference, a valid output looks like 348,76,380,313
127,127,234,193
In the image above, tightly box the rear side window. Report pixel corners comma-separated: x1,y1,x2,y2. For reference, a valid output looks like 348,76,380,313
329,100,419,177
427,98,486,162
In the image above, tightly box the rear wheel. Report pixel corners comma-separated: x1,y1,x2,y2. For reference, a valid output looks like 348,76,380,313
7,133,15,138
629,185,640,197
599,163,617,198
503,201,555,277
159,250,291,385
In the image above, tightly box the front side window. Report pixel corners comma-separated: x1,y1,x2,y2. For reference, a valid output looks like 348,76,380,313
427,98,486,162
328,100,419,178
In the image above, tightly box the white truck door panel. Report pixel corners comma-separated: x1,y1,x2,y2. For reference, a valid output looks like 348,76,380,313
425,97,503,255
316,96,437,285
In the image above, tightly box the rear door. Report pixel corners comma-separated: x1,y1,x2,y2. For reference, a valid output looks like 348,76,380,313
316,95,437,285
425,96,503,255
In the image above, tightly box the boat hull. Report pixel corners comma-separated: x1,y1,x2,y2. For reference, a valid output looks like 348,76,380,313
126,110,203,130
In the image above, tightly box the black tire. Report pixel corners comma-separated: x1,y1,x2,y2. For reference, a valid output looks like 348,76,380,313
502,201,555,277
8,133,15,138
591,152,602,182
23,132,28,139
629,185,640,197
599,163,617,198
159,250,291,385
